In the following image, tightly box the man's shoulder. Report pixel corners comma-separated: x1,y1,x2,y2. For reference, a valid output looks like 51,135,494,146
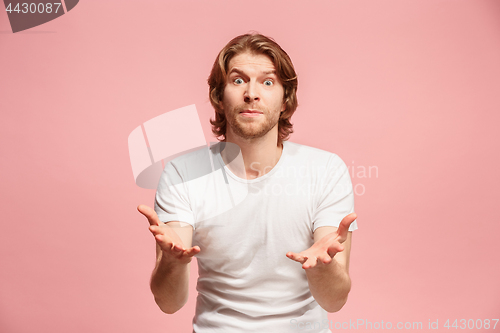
285,141,344,166
163,145,214,182
168,145,211,167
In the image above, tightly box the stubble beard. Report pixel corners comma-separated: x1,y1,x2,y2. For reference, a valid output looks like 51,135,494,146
225,105,280,140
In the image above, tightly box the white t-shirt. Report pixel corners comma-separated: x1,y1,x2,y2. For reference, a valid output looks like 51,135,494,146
154,140,357,333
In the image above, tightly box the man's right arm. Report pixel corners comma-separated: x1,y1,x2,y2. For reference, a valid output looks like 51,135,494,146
138,205,200,314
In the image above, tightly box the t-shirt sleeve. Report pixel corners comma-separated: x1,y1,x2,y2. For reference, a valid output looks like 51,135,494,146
312,154,358,232
154,162,196,228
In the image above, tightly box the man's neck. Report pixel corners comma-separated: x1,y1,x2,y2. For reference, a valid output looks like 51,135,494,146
222,131,283,180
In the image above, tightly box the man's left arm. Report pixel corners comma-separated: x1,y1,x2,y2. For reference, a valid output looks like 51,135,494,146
286,213,356,313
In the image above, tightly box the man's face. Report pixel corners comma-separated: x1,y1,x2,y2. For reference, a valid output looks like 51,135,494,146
221,51,286,141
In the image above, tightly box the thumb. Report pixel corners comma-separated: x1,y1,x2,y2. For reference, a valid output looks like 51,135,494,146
337,212,357,243
137,204,160,226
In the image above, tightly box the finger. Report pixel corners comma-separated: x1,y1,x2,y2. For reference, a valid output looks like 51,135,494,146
154,234,174,251
327,242,344,257
172,243,183,251
149,225,170,241
138,204,161,226
302,256,318,269
318,254,332,265
286,252,306,264
183,246,201,257
336,212,357,243
149,225,161,234
286,252,304,263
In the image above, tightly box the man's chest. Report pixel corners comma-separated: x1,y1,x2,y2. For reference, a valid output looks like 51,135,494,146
189,179,317,266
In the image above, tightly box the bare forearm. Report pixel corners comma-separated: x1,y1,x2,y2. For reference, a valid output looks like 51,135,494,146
150,254,190,314
306,258,351,313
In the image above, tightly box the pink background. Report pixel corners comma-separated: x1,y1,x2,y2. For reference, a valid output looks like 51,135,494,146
1,0,499,332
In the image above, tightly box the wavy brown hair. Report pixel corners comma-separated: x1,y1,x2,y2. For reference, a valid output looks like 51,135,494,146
208,33,298,146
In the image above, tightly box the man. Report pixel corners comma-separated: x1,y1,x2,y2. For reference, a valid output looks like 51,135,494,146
138,33,358,333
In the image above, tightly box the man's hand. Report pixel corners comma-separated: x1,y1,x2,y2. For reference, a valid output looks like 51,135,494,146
286,213,357,270
137,204,200,265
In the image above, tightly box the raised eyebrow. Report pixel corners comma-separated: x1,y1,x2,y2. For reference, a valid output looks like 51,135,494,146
228,68,277,77
227,68,247,77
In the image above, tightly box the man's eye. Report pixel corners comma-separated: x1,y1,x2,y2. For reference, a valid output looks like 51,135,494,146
234,78,244,84
264,80,273,86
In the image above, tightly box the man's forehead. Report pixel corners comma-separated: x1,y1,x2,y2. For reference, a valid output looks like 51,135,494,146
227,52,276,73
228,67,277,76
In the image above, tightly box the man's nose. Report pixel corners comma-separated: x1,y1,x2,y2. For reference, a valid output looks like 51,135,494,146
243,81,259,103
